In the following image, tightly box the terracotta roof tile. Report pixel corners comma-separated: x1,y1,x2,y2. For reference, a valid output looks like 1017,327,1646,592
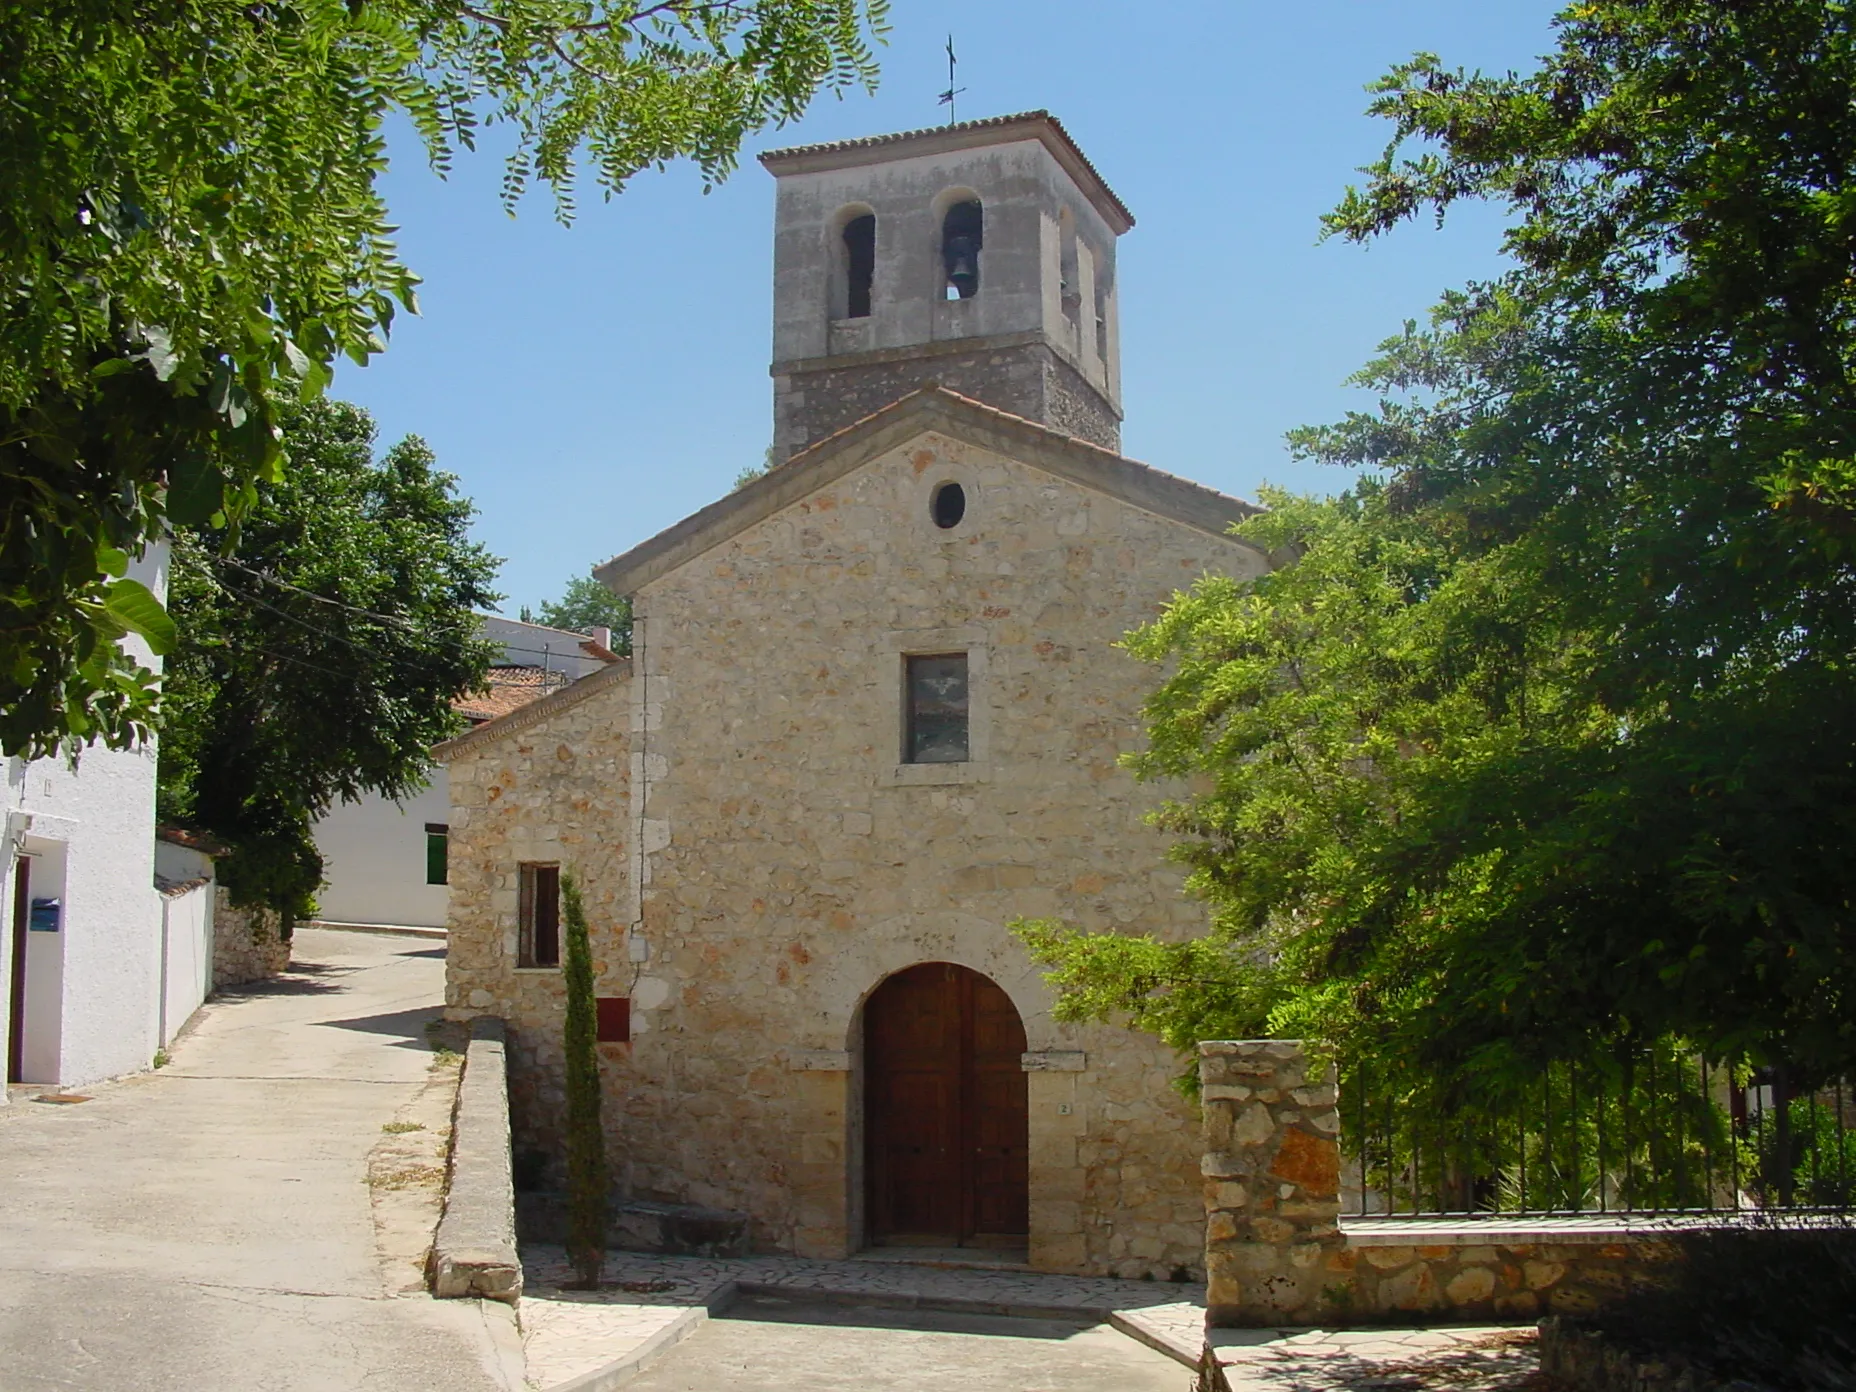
454,666,574,724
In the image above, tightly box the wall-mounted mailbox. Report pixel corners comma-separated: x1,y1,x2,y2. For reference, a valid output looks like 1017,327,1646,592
29,897,61,932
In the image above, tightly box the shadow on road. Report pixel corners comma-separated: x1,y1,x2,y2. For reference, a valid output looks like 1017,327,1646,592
319,1004,443,1050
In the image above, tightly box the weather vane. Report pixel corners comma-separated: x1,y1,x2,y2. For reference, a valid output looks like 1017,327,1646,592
938,35,966,125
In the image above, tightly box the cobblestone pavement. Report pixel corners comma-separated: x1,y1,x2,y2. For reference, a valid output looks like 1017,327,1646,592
518,1248,1544,1391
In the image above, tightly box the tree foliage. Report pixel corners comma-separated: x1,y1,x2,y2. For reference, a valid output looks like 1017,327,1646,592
1022,0,1856,1105
531,573,632,652
0,0,885,757
157,399,499,919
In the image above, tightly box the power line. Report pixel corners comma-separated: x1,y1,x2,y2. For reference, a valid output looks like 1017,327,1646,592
211,556,416,630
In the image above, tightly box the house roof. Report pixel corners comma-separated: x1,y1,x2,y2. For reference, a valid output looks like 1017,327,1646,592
593,385,1263,597
157,826,227,857
760,111,1135,236
453,666,574,724
435,659,631,762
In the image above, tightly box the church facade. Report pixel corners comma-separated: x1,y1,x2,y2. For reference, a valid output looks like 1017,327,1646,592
439,113,1269,1278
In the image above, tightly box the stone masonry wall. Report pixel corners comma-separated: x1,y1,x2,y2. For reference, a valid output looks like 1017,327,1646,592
1200,1041,1677,1327
211,887,290,989
448,427,1268,1276
774,339,1119,459
443,667,633,1173
612,428,1263,1275
1200,1041,1349,1325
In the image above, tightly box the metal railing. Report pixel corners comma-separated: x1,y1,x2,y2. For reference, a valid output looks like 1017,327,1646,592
1346,1051,1854,1219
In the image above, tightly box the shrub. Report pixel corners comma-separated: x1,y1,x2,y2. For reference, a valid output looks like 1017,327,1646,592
1585,1214,1856,1390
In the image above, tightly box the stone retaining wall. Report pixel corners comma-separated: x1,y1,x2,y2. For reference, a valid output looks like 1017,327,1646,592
212,888,290,989
431,1017,522,1302
1199,1041,1674,1327
1346,1234,1671,1322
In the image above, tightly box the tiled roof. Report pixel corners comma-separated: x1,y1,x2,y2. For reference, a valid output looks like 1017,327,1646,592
157,826,228,856
454,666,574,724
436,660,632,762
760,110,1134,233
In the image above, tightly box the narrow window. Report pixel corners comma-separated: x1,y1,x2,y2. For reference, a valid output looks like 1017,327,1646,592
425,823,449,886
941,199,983,300
842,213,875,319
906,654,969,763
931,482,966,529
1058,208,1080,326
518,863,561,968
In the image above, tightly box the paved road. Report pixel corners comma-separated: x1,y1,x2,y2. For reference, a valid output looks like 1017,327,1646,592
625,1291,1191,1391
0,928,511,1392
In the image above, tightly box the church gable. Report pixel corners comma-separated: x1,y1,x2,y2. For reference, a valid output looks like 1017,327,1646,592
594,386,1267,599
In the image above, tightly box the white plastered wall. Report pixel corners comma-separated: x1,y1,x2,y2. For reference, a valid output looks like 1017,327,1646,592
1,542,169,1091
312,774,451,928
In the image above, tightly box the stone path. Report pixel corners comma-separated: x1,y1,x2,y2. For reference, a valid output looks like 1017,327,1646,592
518,1248,1544,1390
0,928,515,1392
518,1246,1205,1388
621,1289,1188,1391
1212,1327,1544,1389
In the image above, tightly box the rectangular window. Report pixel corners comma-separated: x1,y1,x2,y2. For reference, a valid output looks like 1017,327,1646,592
518,863,561,968
425,824,449,886
905,653,969,764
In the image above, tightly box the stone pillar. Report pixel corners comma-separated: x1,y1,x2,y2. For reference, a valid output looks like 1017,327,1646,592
1024,1049,1089,1272
789,1050,852,1258
1199,1040,1352,1326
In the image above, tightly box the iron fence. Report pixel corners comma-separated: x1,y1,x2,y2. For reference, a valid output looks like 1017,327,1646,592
1346,1051,1855,1219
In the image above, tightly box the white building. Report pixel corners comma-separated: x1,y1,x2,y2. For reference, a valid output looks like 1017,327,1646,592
309,616,615,930
2,544,213,1094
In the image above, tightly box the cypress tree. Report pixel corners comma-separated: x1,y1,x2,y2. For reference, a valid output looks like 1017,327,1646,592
560,869,607,1288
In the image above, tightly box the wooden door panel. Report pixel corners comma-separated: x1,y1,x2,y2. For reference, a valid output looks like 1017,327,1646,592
866,964,961,1242
866,962,1028,1247
966,974,1029,1238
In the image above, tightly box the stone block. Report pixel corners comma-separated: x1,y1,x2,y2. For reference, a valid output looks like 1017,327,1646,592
1523,1260,1567,1290
1020,1050,1086,1072
1231,1102,1276,1146
1381,1262,1443,1312
1445,1266,1498,1305
1269,1126,1340,1196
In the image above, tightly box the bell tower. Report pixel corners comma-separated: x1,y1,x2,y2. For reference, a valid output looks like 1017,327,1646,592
759,111,1134,459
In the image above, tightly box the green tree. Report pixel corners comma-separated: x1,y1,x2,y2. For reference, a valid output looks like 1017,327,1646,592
1024,0,1856,1106
158,398,499,921
532,573,632,653
1,0,886,759
560,869,608,1288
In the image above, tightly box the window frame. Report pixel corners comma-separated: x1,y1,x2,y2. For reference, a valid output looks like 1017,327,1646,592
517,862,562,969
424,823,449,886
882,628,990,787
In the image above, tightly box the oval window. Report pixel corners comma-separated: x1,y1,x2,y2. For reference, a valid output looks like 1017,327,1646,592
931,482,966,529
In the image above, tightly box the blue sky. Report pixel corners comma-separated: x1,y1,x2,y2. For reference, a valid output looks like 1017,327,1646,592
336,0,1564,616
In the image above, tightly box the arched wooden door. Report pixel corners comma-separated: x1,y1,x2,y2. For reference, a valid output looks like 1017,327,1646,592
864,962,1029,1248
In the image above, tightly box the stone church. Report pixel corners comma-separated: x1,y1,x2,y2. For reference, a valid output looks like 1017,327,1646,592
439,111,1270,1278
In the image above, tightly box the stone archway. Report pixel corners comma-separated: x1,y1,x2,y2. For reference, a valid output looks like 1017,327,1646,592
862,961,1029,1249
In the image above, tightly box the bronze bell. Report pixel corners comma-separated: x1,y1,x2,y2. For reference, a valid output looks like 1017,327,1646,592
944,234,979,298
